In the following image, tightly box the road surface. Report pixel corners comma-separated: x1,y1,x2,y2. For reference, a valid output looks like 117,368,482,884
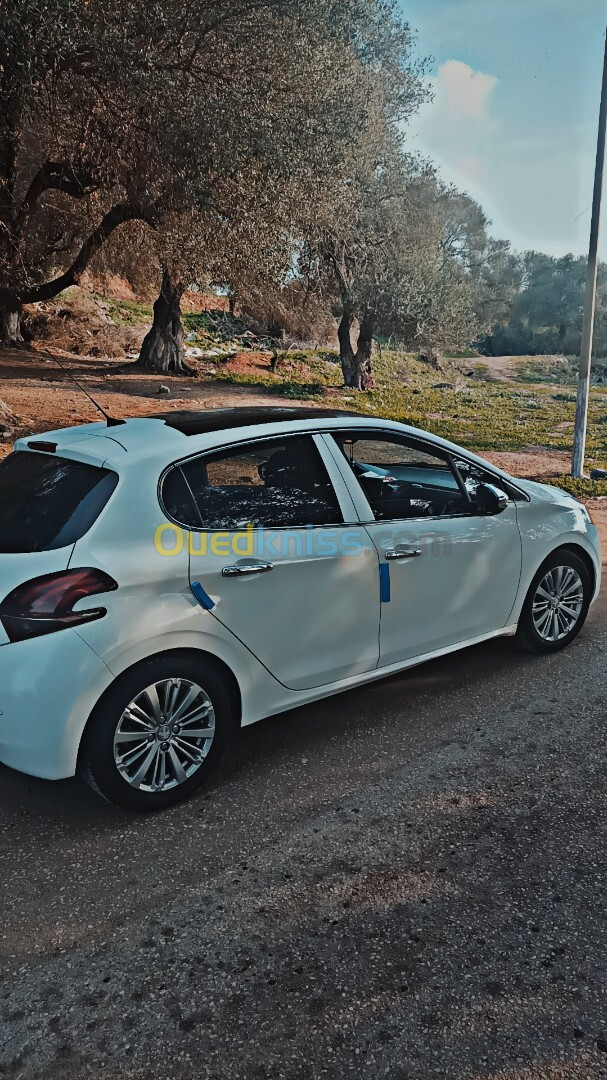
2,595,607,1079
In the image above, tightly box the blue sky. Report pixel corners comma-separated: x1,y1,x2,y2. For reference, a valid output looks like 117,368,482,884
401,0,607,256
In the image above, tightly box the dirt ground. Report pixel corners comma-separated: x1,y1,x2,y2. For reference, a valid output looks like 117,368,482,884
0,345,313,450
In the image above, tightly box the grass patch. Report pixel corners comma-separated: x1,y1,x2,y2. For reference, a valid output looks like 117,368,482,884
518,356,578,384
104,297,153,327
198,345,607,468
445,348,480,359
541,474,607,498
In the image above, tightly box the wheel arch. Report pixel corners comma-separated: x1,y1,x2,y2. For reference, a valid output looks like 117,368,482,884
544,542,597,596
511,538,599,628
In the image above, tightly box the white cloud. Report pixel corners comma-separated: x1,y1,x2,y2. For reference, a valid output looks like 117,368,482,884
409,60,498,190
407,56,596,255
432,59,498,121
407,58,517,237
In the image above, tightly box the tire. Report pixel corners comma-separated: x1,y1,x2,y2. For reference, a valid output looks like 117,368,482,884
516,549,592,655
78,652,235,811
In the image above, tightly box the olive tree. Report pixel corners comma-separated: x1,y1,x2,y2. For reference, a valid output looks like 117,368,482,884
308,153,438,387
294,0,431,388
135,0,430,373
313,158,511,384
0,0,369,352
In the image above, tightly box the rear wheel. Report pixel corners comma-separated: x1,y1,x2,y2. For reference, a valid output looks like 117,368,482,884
79,652,234,810
516,550,592,654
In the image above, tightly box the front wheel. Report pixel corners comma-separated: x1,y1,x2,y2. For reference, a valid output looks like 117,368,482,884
516,550,592,655
79,652,234,811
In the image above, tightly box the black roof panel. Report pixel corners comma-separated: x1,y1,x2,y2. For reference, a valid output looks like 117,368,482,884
151,406,357,436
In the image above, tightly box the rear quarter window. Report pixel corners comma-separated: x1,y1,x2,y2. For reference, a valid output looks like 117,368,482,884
0,451,118,553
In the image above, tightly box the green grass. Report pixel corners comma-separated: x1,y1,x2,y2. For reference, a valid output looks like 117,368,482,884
518,356,578,384
208,350,341,399
444,348,481,360
104,297,153,327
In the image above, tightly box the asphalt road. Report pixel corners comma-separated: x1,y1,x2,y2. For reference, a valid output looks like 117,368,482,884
2,594,607,1079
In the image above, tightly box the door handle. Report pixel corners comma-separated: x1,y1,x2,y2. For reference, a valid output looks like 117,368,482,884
385,548,422,560
221,562,274,577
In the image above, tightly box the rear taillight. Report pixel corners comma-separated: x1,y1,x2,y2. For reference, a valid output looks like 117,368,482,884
0,568,118,643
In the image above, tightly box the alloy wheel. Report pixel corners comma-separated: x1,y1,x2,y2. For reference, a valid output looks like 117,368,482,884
113,678,215,791
531,565,584,642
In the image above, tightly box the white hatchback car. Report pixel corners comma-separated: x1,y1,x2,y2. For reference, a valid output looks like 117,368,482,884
0,407,600,810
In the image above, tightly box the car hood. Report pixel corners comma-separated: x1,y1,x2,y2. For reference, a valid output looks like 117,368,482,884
513,476,581,506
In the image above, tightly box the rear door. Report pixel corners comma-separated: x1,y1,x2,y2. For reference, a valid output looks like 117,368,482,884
161,432,380,690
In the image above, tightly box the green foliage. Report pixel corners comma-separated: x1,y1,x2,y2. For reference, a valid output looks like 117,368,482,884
545,475,607,498
479,253,607,359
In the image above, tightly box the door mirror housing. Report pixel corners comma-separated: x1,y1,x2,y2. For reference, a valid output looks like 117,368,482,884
476,483,509,515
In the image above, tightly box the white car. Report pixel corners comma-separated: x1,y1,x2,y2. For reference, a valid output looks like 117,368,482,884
0,407,600,810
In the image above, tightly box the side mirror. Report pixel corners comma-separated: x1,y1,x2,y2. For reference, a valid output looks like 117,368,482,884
476,482,509,515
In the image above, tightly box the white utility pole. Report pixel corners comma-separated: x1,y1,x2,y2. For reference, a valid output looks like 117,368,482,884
572,30,607,478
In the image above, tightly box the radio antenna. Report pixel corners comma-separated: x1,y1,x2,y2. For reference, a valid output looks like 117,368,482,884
44,352,125,427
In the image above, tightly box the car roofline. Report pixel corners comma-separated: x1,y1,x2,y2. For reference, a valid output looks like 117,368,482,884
13,410,523,490
151,413,524,489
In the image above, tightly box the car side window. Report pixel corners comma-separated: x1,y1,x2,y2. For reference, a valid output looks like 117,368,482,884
332,432,470,521
162,435,343,530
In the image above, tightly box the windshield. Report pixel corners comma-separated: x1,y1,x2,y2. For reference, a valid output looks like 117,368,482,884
0,451,118,554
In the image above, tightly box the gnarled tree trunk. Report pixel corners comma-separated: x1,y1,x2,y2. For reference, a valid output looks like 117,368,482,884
338,305,375,390
0,396,16,435
0,303,23,347
355,312,375,390
1,202,156,350
338,305,357,386
138,271,194,374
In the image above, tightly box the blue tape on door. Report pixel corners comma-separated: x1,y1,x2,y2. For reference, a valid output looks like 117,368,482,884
379,562,391,603
190,580,215,610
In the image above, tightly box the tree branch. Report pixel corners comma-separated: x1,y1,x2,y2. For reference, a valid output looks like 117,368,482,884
14,203,157,305
13,161,101,241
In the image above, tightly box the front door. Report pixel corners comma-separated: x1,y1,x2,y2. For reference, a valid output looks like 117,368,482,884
161,432,380,690
323,431,522,666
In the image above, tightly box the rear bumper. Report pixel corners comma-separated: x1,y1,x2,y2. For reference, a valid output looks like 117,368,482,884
0,630,114,779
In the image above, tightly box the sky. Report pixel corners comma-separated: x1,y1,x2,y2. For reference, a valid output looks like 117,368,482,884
401,0,607,257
